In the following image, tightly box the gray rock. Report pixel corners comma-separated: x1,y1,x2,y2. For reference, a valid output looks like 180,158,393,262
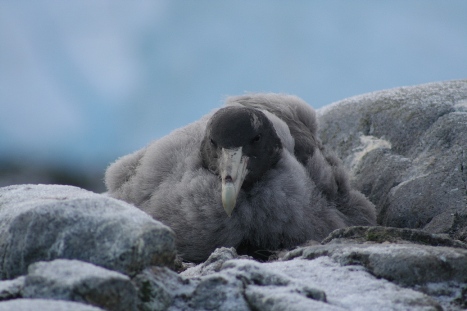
284,243,467,286
22,259,137,311
133,267,177,311
0,276,24,300
264,257,442,311
179,249,441,311
0,299,105,311
321,226,467,249
0,184,176,279
244,285,340,311
281,226,467,310
186,274,247,311
181,229,467,310
134,264,251,311
135,248,327,311
414,282,467,311
317,80,467,237
221,260,328,308
180,247,252,277
136,247,441,310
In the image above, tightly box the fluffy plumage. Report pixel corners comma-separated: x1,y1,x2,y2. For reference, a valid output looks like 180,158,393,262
105,94,376,262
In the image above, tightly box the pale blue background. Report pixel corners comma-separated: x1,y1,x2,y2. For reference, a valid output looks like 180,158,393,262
1,1,466,176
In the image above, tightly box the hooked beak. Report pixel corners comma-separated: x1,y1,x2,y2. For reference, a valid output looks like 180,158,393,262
220,147,249,217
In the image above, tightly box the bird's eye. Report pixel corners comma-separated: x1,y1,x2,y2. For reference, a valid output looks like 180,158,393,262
251,134,261,143
210,138,217,147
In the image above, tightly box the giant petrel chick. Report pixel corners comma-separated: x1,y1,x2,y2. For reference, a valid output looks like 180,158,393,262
105,94,376,262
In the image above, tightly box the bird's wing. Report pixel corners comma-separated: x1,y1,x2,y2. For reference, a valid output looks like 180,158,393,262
225,93,320,165
105,147,147,205
105,115,211,207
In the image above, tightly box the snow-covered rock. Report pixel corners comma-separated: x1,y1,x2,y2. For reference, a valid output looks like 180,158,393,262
0,299,105,311
318,79,467,238
22,259,137,311
134,249,329,311
136,245,446,310
0,184,175,279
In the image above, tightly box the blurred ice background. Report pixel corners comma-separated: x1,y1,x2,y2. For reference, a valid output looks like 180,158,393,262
1,1,466,192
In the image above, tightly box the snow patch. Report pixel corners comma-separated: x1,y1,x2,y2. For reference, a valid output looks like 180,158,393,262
347,134,392,172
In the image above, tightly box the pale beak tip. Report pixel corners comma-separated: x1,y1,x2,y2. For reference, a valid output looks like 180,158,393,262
222,198,235,217
222,182,237,217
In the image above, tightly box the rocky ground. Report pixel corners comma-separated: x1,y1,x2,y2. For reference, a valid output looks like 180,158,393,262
0,79,466,310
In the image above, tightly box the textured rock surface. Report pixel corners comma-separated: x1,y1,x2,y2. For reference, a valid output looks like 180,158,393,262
22,259,137,311
0,299,105,311
135,247,443,310
321,226,467,249
262,258,441,311
134,265,251,311
281,226,467,310
318,80,467,238
0,276,24,300
285,241,467,286
134,248,329,311
0,184,175,279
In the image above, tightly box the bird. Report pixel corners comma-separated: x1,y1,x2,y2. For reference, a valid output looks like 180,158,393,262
105,93,376,262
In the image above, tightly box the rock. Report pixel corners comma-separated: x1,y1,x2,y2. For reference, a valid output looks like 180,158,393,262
244,285,339,311
186,274,247,311
171,248,441,310
134,248,327,311
133,267,177,311
318,80,467,238
134,261,251,311
181,247,252,277
263,257,441,311
0,184,176,279
134,247,443,310
280,227,467,309
221,260,328,309
0,276,24,300
0,299,105,311
321,226,467,249
134,265,252,311
22,259,137,311
284,242,467,286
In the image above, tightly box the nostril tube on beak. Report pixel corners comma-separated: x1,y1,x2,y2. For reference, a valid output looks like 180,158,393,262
224,175,233,183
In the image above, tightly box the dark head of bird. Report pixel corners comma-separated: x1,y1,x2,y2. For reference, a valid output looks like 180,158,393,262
200,106,282,217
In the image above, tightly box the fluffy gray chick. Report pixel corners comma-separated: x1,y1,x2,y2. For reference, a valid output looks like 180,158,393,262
105,93,376,262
